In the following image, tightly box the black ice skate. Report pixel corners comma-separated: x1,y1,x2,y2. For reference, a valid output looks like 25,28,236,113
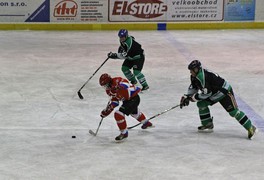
141,121,154,129
115,131,128,141
248,125,258,140
140,85,149,94
130,79,138,85
141,85,149,92
198,122,214,133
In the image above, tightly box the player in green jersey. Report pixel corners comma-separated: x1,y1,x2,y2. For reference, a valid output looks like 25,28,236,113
180,60,257,140
108,29,149,91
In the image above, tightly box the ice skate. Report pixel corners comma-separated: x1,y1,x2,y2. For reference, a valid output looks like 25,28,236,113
141,121,154,129
140,85,149,94
130,79,138,85
248,125,257,140
141,85,149,91
198,122,214,133
115,131,128,141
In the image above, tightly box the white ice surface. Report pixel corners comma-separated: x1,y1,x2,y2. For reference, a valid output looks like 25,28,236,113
0,30,264,180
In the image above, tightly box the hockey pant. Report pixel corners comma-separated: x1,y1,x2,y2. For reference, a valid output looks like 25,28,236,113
114,95,147,132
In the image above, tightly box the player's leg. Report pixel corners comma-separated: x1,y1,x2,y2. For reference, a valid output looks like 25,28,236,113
219,89,257,139
133,70,149,90
114,110,128,141
121,60,137,84
132,56,149,90
197,100,214,132
114,95,140,141
123,95,153,129
130,108,153,129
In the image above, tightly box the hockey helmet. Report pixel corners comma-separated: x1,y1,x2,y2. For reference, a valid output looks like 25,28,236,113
118,29,128,38
188,60,201,70
99,73,112,87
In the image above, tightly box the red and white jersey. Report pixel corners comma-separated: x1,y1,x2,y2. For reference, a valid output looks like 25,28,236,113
105,77,141,108
105,77,127,97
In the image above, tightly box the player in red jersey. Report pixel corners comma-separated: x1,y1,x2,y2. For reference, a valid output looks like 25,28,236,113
99,73,153,141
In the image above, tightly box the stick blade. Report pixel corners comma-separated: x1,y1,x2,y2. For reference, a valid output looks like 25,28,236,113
77,91,84,99
89,130,96,136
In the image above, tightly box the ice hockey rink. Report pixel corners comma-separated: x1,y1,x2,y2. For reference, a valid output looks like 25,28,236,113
0,29,264,180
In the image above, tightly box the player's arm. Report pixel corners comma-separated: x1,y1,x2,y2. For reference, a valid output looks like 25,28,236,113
108,44,128,60
100,97,119,118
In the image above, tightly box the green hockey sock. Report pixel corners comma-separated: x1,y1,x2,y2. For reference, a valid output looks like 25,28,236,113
199,107,212,126
134,70,148,87
122,66,136,82
235,111,252,130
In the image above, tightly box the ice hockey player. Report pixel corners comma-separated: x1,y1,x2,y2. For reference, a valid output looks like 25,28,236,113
99,73,153,141
180,60,257,140
107,29,149,92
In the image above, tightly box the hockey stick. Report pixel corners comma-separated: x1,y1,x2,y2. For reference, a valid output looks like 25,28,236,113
89,100,111,136
89,117,104,136
77,57,109,99
128,104,180,129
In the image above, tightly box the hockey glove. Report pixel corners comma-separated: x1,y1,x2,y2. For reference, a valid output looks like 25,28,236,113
107,52,118,59
100,105,114,118
180,95,190,109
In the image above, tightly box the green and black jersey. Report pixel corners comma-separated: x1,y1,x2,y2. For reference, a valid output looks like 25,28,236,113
187,68,232,102
118,36,144,61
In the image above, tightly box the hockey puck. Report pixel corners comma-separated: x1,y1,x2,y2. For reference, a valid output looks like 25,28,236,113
72,136,76,138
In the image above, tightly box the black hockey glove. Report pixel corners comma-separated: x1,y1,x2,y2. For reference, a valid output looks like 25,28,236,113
108,52,118,59
180,95,190,109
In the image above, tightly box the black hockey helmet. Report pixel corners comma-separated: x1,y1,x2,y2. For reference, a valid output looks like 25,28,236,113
188,60,201,70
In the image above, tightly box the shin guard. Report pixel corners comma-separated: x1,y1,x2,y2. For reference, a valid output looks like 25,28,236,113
114,110,127,131
131,111,147,124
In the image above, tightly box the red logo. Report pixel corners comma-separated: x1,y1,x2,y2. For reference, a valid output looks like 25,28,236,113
54,0,78,17
112,0,167,19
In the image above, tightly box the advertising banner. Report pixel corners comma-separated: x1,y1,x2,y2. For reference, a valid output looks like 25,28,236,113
0,0,256,23
50,0,108,22
0,0,49,22
224,0,255,21
109,0,224,22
